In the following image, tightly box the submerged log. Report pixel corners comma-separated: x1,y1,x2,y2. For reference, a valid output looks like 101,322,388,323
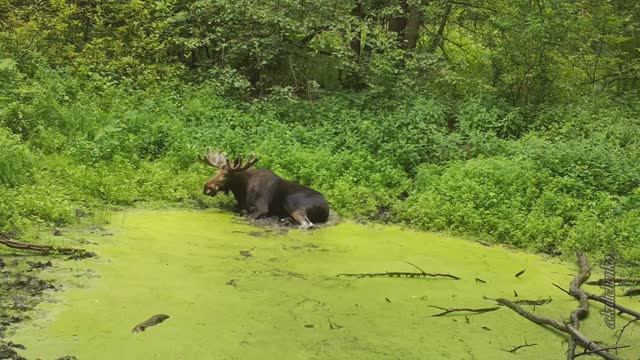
336,271,460,280
428,305,499,317
0,237,95,259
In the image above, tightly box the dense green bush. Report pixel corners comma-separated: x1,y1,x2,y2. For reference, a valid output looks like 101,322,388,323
0,128,34,187
0,63,639,266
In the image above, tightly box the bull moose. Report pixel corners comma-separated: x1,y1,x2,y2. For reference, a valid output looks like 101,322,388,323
200,149,329,228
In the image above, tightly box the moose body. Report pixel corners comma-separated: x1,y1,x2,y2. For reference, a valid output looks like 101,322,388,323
201,150,329,228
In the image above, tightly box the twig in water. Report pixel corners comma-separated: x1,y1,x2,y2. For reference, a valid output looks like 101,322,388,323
404,261,426,273
485,296,552,306
622,288,640,297
555,282,640,320
428,305,499,317
500,340,538,354
0,236,95,259
514,297,552,306
328,318,343,330
613,318,638,354
586,278,640,287
336,271,460,280
574,345,631,358
496,297,621,360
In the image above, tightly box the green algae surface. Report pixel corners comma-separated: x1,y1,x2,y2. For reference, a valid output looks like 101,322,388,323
9,209,640,359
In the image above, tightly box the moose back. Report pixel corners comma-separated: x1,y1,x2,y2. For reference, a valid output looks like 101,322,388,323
200,149,329,228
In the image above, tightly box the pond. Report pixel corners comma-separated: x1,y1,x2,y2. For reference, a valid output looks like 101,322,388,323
9,209,640,359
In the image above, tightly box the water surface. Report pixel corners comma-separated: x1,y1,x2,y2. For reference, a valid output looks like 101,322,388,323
10,209,640,359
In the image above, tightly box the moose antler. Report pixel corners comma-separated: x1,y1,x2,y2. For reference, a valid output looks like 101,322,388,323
225,154,258,172
200,148,227,168
200,148,258,172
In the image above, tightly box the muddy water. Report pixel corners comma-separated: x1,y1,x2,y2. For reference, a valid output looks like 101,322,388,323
9,209,640,359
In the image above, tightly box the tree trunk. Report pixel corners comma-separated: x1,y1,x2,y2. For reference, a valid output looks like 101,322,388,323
405,5,424,50
388,0,409,48
428,1,453,52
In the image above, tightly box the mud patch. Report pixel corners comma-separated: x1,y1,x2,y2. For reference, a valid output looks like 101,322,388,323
0,342,26,360
0,258,56,339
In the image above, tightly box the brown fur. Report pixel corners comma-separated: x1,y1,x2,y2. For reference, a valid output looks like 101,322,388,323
204,166,329,227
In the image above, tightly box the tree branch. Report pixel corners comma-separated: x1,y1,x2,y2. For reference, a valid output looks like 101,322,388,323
428,305,499,317
0,236,95,259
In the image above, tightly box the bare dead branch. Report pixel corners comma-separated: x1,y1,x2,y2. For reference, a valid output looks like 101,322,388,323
622,288,640,297
565,324,622,360
613,318,638,354
515,298,552,306
497,252,640,359
567,252,591,359
495,298,568,333
586,278,640,287
484,296,551,306
500,340,538,354
496,297,621,360
336,272,460,280
428,305,500,317
553,282,572,296
0,236,94,259
574,345,631,358
404,261,426,274
584,292,640,319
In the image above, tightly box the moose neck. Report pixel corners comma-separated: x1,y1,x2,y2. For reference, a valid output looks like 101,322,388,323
226,171,250,208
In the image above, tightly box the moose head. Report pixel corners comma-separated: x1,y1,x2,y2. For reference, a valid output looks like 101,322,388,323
199,147,329,228
199,149,258,196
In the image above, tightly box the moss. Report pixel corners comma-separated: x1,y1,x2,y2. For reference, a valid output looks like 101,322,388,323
9,210,640,359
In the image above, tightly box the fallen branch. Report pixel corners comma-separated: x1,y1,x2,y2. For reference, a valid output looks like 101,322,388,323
0,237,95,259
574,345,631,358
484,296,552,306
498,252,640,360
514,298,552,306
336,272,460,280
565,324,622,360
613,318,638,354
552,282,571,296
586,278,640,287
500,340,538,354
567,251,591,360
429,305,499,317
584,292,640,319
496,298,621,360
404,261,426,273
496,298,567,332
622,288,640,297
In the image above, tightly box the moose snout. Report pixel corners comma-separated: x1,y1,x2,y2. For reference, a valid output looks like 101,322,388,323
203,185,216,196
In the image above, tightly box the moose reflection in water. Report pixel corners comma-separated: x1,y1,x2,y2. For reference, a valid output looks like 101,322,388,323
200,149,329,229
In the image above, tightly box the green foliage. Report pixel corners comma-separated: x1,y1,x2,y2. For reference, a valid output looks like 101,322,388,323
0,128,34,187
0,1,639,266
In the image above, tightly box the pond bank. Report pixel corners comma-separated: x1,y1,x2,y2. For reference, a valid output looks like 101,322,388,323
6,209,640,359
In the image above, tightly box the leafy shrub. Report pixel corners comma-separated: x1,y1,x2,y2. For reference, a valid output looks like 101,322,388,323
1,67,639,266
0,128,34,187
394,157,549,245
